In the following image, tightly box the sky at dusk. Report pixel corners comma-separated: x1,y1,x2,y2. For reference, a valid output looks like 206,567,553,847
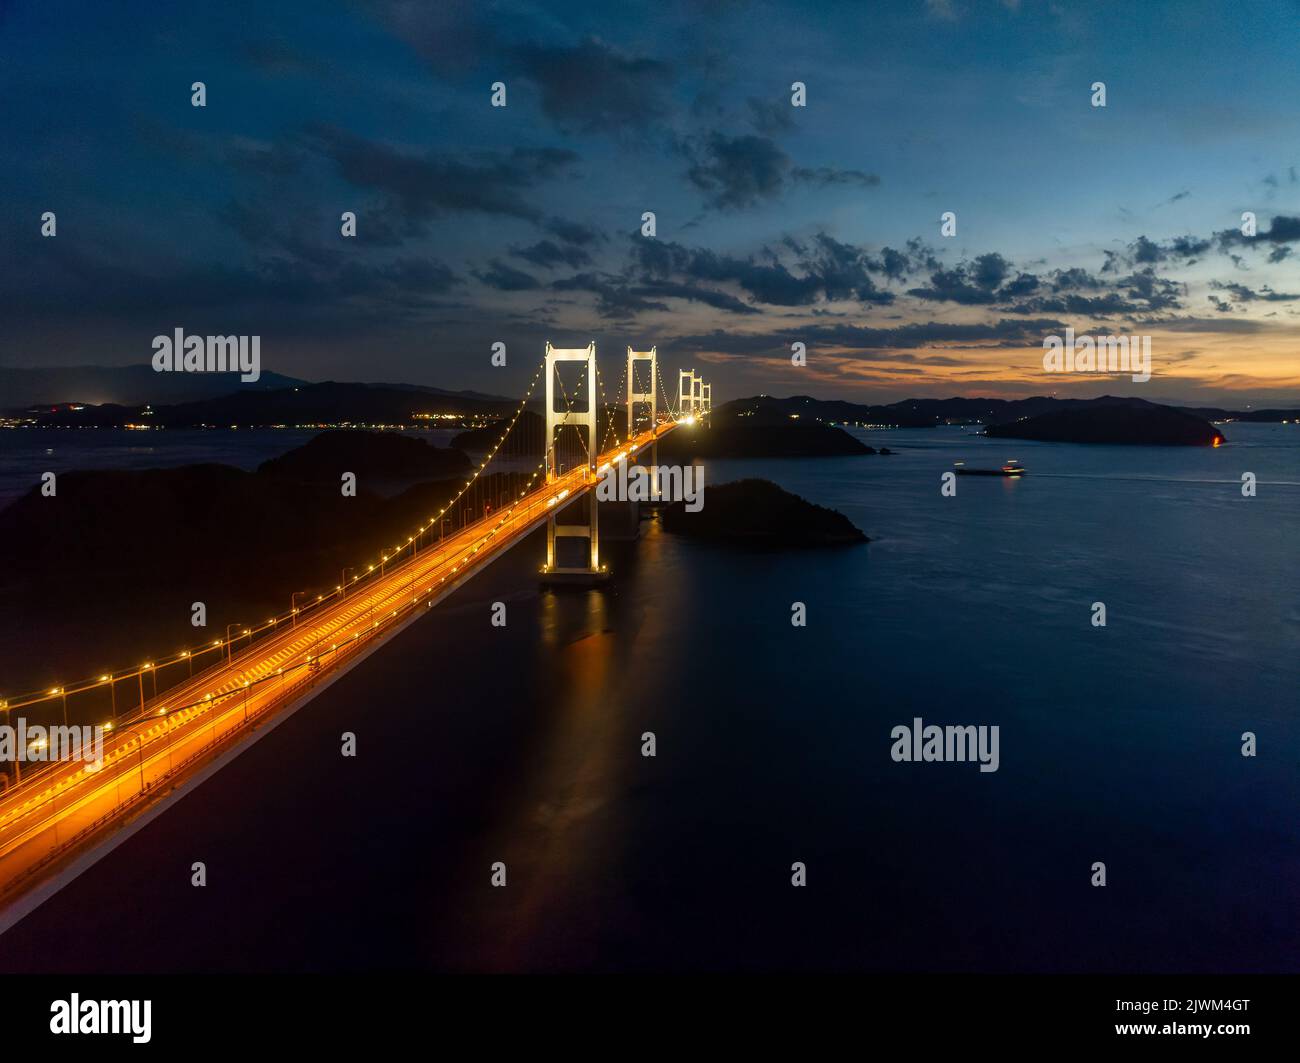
3,0,1299,406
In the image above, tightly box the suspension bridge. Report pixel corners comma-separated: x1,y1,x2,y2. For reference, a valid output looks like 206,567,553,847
0,343,712,912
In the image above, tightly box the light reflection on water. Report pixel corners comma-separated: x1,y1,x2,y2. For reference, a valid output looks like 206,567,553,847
436,423,1299,971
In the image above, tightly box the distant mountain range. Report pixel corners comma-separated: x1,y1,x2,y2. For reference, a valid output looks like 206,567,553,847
7,373,1299,430
8,380,521,427
0,365,514,411
0,365,306,407
717,394,1300,427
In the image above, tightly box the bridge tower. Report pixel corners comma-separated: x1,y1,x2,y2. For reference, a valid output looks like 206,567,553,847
543,341,602,578
677,368,709,419
627,346,658,503
627,345,657,454
677,368,696,417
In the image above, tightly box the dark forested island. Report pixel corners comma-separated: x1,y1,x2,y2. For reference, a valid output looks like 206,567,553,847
0,432,511,694
985,405,1226,446
661,478,868,547
259,429,471,486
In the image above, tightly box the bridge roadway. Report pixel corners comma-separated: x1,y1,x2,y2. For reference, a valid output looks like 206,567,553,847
0,420,677,905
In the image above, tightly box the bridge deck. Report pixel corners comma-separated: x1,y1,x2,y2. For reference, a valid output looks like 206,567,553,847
0,420,678,904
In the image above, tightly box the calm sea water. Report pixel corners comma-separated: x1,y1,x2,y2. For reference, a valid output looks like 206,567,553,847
0,423,1295,972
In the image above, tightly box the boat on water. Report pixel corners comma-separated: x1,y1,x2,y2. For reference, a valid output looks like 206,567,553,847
953,459,1026,477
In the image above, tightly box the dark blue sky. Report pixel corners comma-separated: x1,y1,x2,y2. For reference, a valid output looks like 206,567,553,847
3,0,1299,404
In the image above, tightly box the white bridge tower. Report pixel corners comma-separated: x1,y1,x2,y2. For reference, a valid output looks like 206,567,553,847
677,368,710,417
543,341,601,577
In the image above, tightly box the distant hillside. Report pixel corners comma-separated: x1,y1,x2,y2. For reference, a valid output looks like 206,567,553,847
0,432,522,695
258,430,471,486
0,366,523,412
716,394,1300,427
0,365,306,408
14,381,519,427
361,381,515,404
985,405,1226,446
719,394,1080,428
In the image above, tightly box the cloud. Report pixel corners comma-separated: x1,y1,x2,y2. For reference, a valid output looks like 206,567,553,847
1166,234,1211,259
1133,235,1164,263
551,268,760,317
970,252,1011,289
683,132,879,210
747,97,795,136
1002,292,1145,316
1209,280,1300,303
474,260,542,291
0,210,464,340
790,166,880,189
511,240,592,270
909,269,996,305
1215,214,1300,250
685,132,789,209
1050,267,1106,291
1000,272,1040,297
631,233,895,308
1134,316,1271,334
551,272,670,318
1119,268,1184,310
633,280,761,314
543,217,605,247
309,126,578,225
671,317,1069,357
512,36,673,134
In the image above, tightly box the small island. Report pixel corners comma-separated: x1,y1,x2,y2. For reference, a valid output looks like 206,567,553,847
985,404,1226,446
661,478,868,547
